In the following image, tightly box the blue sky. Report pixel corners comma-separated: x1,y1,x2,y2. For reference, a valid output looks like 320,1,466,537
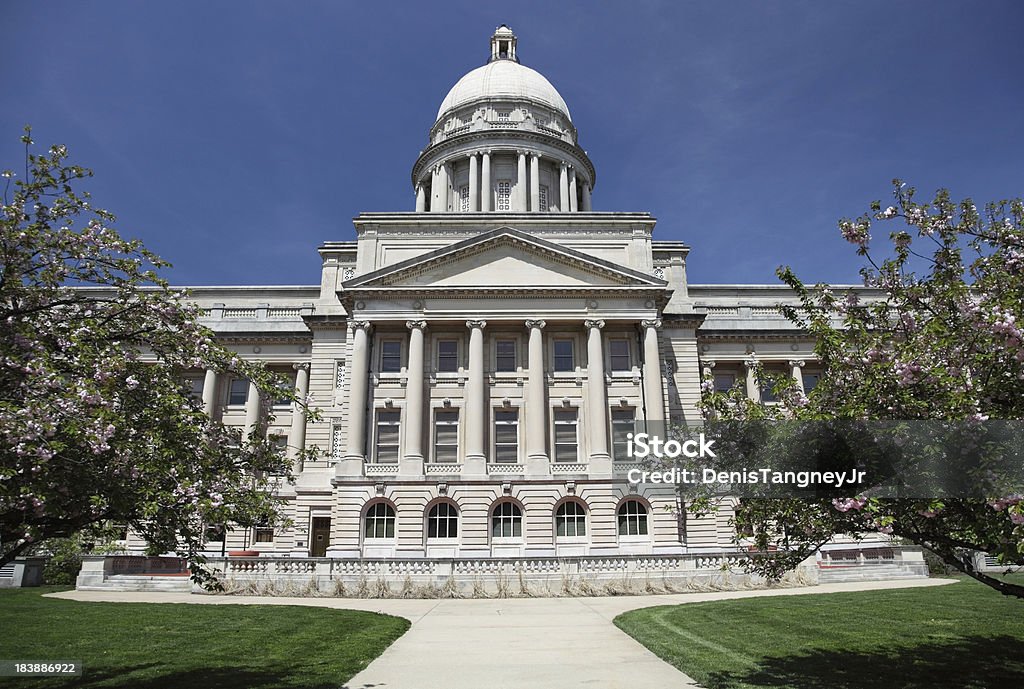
3,1,1022,286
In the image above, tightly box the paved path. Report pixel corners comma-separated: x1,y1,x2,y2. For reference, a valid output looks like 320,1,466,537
51,578,955,689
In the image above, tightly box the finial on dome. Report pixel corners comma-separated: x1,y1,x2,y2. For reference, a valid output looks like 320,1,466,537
489,24,518,63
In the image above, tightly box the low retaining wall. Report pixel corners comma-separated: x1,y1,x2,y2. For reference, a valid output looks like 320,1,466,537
75,545,929,597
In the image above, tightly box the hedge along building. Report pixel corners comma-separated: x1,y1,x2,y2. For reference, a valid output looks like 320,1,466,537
109,25,925,587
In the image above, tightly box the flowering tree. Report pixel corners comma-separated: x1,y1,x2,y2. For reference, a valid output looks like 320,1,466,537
700,181,1024,598
0,129,313,586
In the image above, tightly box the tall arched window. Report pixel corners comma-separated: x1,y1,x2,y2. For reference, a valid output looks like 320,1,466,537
617,500,648,536
491,501,522,538
364,502,396,539
555,501,587,537
427,502,459,539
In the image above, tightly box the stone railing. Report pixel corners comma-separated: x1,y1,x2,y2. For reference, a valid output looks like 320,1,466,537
77,545,929,595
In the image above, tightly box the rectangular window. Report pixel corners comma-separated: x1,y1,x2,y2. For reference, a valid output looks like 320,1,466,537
760,369,782,403
375,410,401,463
433,410,459,463
553,339,574,372
497,180,511,211
254,525,274,543
496,339,516,372
494,410,519,463
803,371,820,392
273,371,295,407
381,340,402,373
497,110,510,121
187,376,204,401
554,409,578,462
437,339,459,373
609,339,631,371
539,185,549,212
459,184,470,212
228,378,249,406
713,372,736,393
611,408,635,460
335,359,345,388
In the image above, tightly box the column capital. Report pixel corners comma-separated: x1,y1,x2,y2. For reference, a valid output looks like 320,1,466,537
525,319,546,330
788,359,806,368
640,318,662,330
292,362,310,372
584,318,605,330
466,319,487,330
702,359,716,369
351,320,373,333
406,320,428,331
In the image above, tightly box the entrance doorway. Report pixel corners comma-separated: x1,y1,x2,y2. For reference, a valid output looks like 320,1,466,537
310,517,331,557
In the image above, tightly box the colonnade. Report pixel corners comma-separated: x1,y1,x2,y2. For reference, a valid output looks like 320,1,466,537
415,150,593,212
342,319,664,471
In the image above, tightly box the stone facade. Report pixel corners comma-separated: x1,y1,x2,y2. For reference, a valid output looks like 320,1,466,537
115,26,918,580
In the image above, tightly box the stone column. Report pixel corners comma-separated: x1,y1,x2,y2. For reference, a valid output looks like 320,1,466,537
342,321,373,472
202,368,219,418
585,319,611,473
287,363,310,471
415,183,426,212
430,167,442,213
568,167,578,212
559,162,569,211
789,359,805,393
402,321,427,476
530,154,540,212
441,163,451,211
525,319,548,476
581,181,592,211
468,154,479,212
464,320,487,476
641,319,665,425
481,151,491,211
243,379,261,441
745,359,761,403
516,151,528,211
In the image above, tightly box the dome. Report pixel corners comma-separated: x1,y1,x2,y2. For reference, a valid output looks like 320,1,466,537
436,59,571,122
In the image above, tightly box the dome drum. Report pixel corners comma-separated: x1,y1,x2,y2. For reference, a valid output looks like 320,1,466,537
412,134,594,214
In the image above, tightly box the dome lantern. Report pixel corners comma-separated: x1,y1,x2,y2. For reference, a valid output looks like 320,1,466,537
489,24,518,63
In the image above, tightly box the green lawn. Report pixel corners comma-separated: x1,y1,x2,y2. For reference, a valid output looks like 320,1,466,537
615,576,1024,689
0,587,409,688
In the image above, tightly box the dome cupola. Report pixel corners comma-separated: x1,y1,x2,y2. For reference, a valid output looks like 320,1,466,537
412,26,595,214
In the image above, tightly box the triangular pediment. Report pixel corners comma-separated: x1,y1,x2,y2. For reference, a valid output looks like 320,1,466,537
344,228,666,291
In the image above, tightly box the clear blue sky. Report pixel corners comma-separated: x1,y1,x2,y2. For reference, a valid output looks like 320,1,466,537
3,1,1022,286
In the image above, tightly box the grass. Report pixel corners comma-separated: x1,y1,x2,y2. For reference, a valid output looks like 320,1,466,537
615,576,1024,689
0,587,409,688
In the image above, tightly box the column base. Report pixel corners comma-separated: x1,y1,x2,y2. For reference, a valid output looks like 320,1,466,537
336,456,365,477
526,453,550,477
399,455,424,478
463,454,487,477
588,453,612,478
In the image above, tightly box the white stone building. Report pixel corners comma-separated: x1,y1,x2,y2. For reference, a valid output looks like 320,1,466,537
113,26,924,586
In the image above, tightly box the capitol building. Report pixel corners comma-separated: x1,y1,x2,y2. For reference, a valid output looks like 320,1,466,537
108,26,925,589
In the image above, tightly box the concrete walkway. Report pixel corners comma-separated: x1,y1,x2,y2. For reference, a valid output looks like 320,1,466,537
50,578,955,689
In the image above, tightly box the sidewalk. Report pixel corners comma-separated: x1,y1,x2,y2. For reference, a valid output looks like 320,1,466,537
51,578,954,689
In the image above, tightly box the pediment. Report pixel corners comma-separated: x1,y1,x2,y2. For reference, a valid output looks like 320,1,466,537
344,228,665,291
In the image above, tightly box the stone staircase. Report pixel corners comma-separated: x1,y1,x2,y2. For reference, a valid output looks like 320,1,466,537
76,574,192,593
818,562,927,583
